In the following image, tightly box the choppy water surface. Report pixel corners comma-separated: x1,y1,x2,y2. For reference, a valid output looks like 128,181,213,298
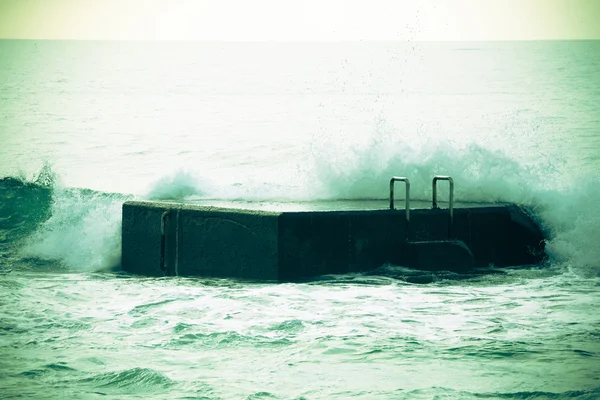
2,271,600,399
1,40,599,399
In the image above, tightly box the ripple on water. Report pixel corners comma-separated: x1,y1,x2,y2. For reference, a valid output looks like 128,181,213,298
167,331,294,349
19,361,77,377
246,392,279,399
79,367,176,395
267,319,305,333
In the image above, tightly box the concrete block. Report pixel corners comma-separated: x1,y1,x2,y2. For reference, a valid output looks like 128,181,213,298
121,201,547,280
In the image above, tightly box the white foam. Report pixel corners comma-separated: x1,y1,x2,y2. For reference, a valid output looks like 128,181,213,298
21,138,599,273
144,169,210,200
307,136,599,272
142,136,599,272
20,186,129,271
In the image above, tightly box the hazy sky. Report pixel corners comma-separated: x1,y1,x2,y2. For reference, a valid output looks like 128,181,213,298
0,0,599,41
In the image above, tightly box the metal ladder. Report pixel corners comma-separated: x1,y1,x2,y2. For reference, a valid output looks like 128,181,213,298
389,175,472,271
389,175,455,238
432,176,454,237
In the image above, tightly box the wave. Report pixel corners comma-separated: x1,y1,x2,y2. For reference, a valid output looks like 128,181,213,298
138,139,599,273
2,139,599,274
0,167,132,272
395,386,600,400
0,177,53,246
79,367,176,394
305,136,600,274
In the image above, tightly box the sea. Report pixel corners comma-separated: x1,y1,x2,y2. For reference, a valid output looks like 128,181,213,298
0,40,599,399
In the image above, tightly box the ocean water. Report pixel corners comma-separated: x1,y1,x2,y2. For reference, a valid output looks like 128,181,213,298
1,40,599,399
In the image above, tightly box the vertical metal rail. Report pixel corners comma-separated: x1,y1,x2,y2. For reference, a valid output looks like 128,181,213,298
432,176,454,237
174,209,180,277
389,177,411,222
160,210,169,275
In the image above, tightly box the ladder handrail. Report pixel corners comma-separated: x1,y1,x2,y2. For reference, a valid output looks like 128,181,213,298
432,175,454,235
160,210,169,275
389,177,410,222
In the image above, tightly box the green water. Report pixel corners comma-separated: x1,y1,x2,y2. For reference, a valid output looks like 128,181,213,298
1,40,599,399
2,271,599,399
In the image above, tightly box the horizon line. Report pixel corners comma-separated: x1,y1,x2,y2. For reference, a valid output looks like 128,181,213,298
1,38,599,42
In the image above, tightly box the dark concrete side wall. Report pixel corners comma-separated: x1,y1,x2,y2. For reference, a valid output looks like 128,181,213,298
122,201,281,279
123,201,546,281
122,202,168,276
278,210,408,281
447,207,511,267
277,206,546,279
176,207,280,279
408,206,545,267
506,205,547,265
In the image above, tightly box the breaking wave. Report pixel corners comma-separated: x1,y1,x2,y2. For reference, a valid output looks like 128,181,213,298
2,138,598,275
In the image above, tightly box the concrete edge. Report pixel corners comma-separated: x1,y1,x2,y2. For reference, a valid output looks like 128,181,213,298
123,200,283,216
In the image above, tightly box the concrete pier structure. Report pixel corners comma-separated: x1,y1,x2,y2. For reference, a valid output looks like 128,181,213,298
121,190,546,281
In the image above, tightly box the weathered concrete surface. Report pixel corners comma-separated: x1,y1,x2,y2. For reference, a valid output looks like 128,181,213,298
122,202,280,279
122,201,546,280
402,240,475,273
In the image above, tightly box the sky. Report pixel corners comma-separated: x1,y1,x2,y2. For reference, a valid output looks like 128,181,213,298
0,0,599,41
